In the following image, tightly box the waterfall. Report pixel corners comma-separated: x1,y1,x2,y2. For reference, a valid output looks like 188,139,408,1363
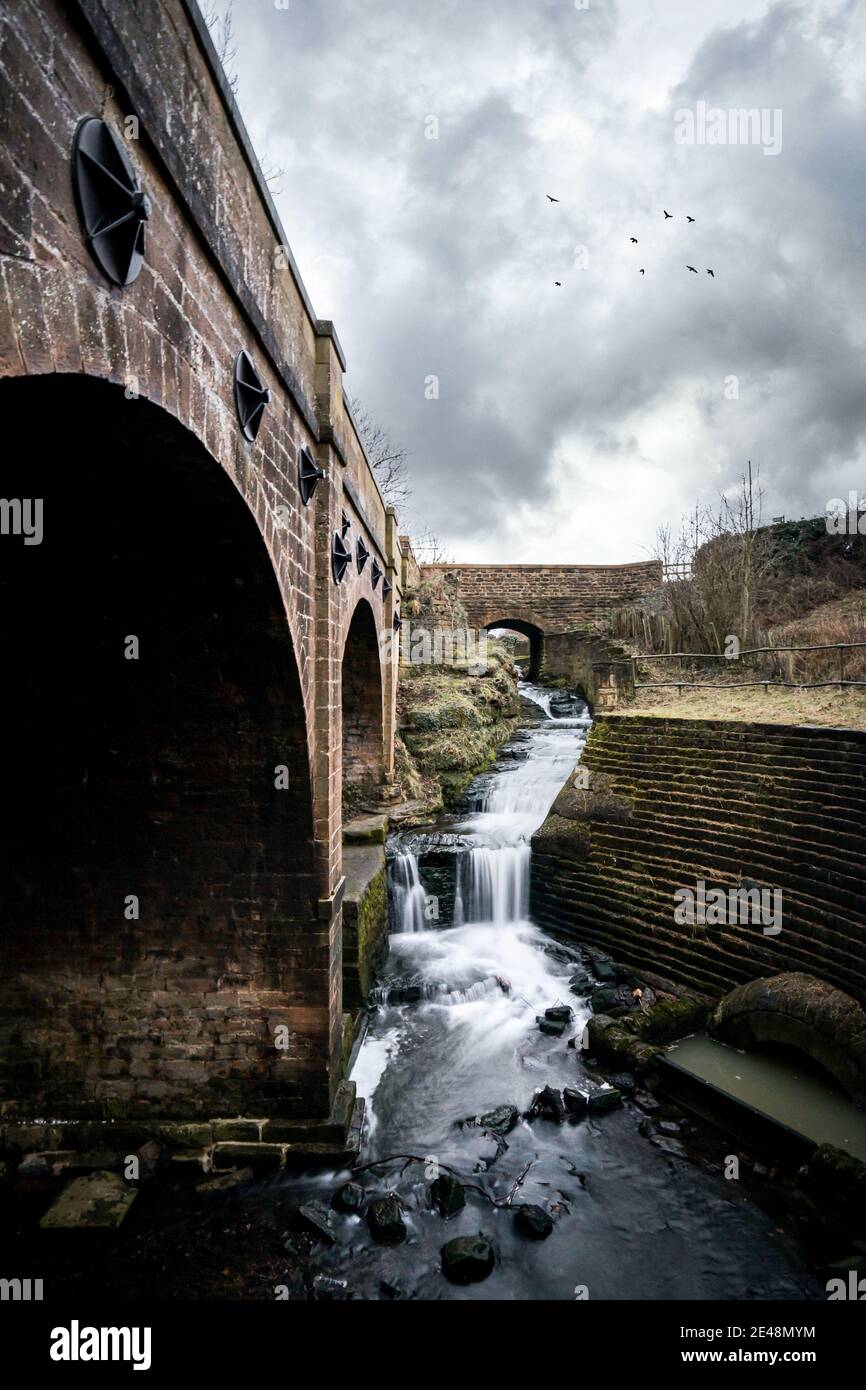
454,844,531,923
389,851,428,932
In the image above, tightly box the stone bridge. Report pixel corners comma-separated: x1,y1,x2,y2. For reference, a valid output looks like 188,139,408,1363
0,0,403,1155
0,0,667,1162
421,561,662,681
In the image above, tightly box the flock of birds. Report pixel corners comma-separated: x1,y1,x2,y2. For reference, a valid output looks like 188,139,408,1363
546,197,715,283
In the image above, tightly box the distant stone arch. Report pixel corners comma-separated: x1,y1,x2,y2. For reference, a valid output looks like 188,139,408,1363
0,373,319,1120
708,973,866,1106
341,597,385,810
484,618,544,680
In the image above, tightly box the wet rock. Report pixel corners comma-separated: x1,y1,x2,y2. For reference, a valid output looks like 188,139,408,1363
196,1167,254,1200
430,1173,466,1218
441,1234,495,1284
462,1104,519,1134
658,1120,681,1136
587,1085,622,1115
380,1276,403,1299
592,959,617,983
608,1072,637,1096
545,1004,573,1023
387,982,424,1005
563,1087,588,1117
634,1090,661,1111
296,1200,337,1244
312,1274,350,1300
537,1015,567,1036
528,1086,566,1123
589,985,625,1013
514,1204,554,1240
367,1195,407,1244
569,968,594,993
39,1171,137,1230
638,1118,653,1138
332,1180,366,1215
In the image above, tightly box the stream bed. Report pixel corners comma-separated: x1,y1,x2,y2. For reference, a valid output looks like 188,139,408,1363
288,679,822,1300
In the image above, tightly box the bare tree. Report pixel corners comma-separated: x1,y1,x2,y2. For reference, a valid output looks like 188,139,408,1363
410,529,453,563
204,0,239,96
203,1,285,191
348,395,413,514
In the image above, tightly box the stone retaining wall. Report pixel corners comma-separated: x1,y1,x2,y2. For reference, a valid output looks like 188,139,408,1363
531,714,866,1005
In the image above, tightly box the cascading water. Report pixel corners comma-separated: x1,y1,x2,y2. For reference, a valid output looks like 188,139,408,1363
389,851,428,933
294,675,819,1302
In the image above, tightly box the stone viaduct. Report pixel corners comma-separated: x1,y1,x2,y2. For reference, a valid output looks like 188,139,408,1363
0,0,403,1155
0,0,665,1161
421,561,662,688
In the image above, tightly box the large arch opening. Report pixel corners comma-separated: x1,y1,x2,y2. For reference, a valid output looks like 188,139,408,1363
341,598,385,815
0,374,320,1121
485,619,544,681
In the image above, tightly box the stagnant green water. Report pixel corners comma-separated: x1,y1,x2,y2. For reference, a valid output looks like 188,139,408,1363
667,1035,866,1162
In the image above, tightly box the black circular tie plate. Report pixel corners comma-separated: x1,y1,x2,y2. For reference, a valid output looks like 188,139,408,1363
298,445,325,505
340,509,351,536
72,116,150,287
332,530,352,584
371,559,383,590
382,577,393,599
234,350,271,442
393,610,402,631
356,537,370,573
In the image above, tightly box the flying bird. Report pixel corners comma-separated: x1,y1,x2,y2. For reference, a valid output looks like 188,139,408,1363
639,268,645,275
546,194,559,203
686,216,695,223
706,268,715,277
664,209,673,219
686,265,698,273
630,237,638,244
554,281,562,286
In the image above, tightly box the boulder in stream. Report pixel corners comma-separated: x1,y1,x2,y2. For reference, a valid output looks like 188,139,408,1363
587,1085,622,1115
527,1085,567,1123
332,1180,366,1215
430,1173,466,1218
460,1103,519,1135
545,1004,573,1023
367,1195,407,1244
514,1204,554,1240
563,1087,588,1117
537,1015,568,1036
296,1200,337,1244
441,1234,496,1284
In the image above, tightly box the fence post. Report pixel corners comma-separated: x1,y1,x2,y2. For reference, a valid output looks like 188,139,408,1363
840,645,845,689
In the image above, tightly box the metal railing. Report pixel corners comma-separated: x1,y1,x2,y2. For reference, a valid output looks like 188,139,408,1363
631,641,866,693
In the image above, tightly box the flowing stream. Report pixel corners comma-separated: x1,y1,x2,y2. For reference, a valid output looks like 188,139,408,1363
297,677,819,1300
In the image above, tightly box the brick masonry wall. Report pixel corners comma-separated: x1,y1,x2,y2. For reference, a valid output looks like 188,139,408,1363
531,715,866,1006
0,0,401,1123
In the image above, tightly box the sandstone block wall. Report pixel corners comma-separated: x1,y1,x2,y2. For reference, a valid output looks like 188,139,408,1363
531,714,866,1006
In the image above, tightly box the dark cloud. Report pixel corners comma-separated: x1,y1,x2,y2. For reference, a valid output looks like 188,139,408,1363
227,0,866,560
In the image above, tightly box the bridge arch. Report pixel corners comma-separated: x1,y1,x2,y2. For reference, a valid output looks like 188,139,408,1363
484,619,545,681
709,973,866,1107
0,373,323,1120
341,597,385,810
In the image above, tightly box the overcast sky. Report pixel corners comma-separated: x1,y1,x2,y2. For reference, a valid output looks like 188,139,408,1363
223,0,866,563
